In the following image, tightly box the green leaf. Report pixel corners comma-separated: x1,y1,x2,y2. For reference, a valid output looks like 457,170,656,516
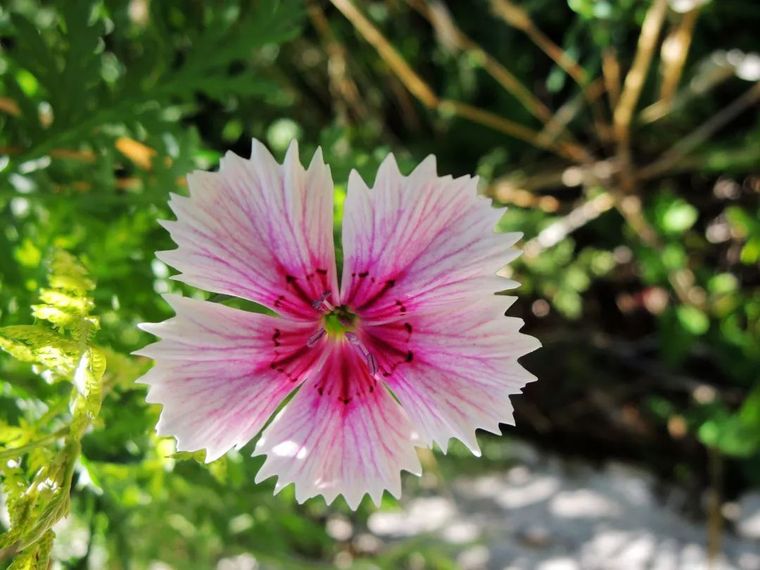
676,305,710,336
47,251,95,294
740,237,760,265
698,387,760,457
708,273,739,295
0,325,81,377
699,415,760,457
8,530,54,570
0,247,106,561
662,200,698,234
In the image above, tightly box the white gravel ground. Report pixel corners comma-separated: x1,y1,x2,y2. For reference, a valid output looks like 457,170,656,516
367,443,760,570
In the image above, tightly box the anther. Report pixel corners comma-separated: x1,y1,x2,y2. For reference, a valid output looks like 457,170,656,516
367,353,378,377
311,290,334,312
307,328,327,347
346,332,379,378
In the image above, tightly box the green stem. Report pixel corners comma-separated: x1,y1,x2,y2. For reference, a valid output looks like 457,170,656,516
0,427,69,461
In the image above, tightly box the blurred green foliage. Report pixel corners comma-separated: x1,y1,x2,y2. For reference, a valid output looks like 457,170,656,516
0,0,759,567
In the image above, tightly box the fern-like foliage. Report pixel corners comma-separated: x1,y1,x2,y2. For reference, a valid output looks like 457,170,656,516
0,250,106,568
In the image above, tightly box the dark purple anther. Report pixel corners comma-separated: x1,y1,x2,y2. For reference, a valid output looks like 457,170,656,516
307,328,327,347
346,332,379,378
367,353,378,377
311,291,334,312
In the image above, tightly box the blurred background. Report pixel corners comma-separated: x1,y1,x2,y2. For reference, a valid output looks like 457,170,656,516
1,0,759,568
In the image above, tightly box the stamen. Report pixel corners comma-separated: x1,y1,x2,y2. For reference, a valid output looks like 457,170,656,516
311,291,335,312
307,328,327,347
367,353,378,377
346,332,379,378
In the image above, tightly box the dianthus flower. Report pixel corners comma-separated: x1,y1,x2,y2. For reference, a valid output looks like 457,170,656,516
137,140,539,508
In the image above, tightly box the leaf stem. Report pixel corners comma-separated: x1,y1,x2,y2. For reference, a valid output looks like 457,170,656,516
0,427,69,461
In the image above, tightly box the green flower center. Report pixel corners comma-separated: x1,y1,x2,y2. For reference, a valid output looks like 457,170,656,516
324,305,357,338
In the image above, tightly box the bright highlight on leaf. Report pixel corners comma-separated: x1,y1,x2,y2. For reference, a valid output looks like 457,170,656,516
137,139,540,509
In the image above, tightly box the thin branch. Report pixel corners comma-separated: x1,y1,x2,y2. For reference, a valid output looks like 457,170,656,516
405,0,552,123
490,169,566,196
489,0,610,147
707,447,724,565
580,169,708,309
609,0,671,303
640,57,735,125
0,428,69,461
441,100,582,158
490,160,618,196
490,0,588,87
602,48,622,111
331,0,439,107
388,74,424,131
487,183,561,213
307,0,369,121
613,0,669,146
523,193,615,257
330,0,579,159
538,79,605,155
607,187,707,309
657,6,701,109
640,81,760,179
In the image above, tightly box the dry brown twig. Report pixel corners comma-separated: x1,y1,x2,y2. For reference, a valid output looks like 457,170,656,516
658,5,702,110
523,192,616,258
489,0,610,143
537,79,605,155
640,56,736,125
641,80,760,179
613,0,669,152
332,0,753,319
490,0,588,87
429,0,598,159
330,0,439,107
329,0,581,160
602,48,622,111
404,0,553,123
707,447,724,566
307,0,369,122
602,0,710,309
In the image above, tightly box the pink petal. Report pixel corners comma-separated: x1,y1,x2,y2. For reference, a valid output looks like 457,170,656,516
254,340,422,509
157,140,338,319
340,153,539,454
135,294,321,462
363,295,540,455
340,154,521,321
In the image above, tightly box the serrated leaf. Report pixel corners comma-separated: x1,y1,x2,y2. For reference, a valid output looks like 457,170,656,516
153,0,304,100
8,530,54,570
0,422,27,447
47,251,95,294
37,289,94,314
0,325,81,377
